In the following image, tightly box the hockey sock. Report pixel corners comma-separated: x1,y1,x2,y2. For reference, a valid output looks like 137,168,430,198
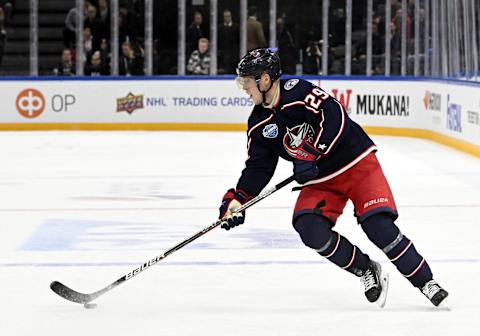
294,214,370,276
361,213,433,288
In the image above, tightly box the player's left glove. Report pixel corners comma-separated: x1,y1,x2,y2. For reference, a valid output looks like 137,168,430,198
293,141,321,184
219,189,252,230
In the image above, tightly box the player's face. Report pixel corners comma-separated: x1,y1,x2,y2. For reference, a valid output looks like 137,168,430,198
236,76,262,104
236,76,256,90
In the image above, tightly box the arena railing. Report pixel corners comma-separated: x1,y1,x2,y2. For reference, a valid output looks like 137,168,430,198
15,0,480,80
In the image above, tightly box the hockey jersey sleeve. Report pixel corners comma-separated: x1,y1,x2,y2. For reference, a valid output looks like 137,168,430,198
236,131,279,197
305,87,346,156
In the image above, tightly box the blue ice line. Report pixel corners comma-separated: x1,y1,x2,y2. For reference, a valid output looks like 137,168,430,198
0,259,478,268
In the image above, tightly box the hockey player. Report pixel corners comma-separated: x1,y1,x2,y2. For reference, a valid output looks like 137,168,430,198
218,48,448,307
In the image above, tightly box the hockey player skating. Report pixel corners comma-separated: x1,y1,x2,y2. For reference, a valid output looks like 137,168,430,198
218,48,448,307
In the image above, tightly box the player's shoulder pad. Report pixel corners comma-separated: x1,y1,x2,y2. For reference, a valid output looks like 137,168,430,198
280,78,314,103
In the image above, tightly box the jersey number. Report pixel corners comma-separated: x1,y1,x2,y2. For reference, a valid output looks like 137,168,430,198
304,88,329,110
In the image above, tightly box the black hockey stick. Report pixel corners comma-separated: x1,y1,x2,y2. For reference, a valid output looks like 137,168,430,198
50,175,295,305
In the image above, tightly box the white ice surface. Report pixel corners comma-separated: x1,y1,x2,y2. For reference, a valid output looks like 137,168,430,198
0,131,479,336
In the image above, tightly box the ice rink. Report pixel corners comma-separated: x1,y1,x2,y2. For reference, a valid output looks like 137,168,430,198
1,131,479,336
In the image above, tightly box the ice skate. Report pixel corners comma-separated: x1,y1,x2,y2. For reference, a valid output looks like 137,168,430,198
360,260,389,308
420,280,449,308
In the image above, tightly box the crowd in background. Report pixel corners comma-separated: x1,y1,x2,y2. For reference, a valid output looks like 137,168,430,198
0,0,14,68
0,0,424,76
177,0,421,76
58,0,146,76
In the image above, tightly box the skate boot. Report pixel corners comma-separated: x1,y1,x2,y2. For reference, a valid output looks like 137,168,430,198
420,280,449,307
360,260,389,308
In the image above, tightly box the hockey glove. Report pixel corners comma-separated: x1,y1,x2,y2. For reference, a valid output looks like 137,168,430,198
293,141,321,184
219,188,252,230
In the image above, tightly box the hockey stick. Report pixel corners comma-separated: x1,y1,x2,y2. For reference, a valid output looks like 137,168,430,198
50,175,295,305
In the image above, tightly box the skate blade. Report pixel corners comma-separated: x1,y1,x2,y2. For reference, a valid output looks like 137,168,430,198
376,270,389,308
435,298,451,311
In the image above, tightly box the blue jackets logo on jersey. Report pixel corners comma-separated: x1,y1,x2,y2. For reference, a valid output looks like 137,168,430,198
284,79,299,91
283,123,315,157
262,124,279,138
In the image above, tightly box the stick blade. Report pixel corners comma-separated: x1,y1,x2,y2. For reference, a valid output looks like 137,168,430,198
50,281,93,304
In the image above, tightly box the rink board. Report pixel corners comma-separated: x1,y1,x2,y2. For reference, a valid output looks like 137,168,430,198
0,76,478,156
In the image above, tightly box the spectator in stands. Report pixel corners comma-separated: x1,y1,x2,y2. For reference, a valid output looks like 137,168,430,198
186,11,204,57
187,37,211,75
390,20,401,57
131,0,145,40
247,6,266,51
0,6,6,67
303,40,321,75
83,26,98,63
394,8,411,40
391,0,401,14
97,0,110,39
390,20,401,75
277,16,296,74
119,41,144,76
63,6,77,48
371,22,385,56
98,0,109,22
99,38,111,71
54,48,75,76
118,10,134,43
84,50,109,76
0,1,13,27
84,3,103,42
352,32,367,75
63,2,91,48
329,7,345,47
218,9,239,74
371,21,385,74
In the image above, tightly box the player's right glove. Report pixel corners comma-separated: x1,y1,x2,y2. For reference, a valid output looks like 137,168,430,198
219,188,252,230
293,141,320,184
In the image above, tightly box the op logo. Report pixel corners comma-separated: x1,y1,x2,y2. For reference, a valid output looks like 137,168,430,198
283,123,315,157
16,88,46,118
262,124,278,138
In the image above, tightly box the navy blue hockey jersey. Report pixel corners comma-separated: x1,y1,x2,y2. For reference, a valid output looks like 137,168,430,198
236,78,377,197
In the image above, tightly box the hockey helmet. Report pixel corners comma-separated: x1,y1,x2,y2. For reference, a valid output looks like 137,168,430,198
236,48,282,89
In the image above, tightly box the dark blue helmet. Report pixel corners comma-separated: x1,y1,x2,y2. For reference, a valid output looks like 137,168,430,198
236,48,282,82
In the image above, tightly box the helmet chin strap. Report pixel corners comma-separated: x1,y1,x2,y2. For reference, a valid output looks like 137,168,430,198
257,80,274,105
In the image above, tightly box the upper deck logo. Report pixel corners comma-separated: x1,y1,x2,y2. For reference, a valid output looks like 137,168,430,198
117,92,144,114
16,88,46,118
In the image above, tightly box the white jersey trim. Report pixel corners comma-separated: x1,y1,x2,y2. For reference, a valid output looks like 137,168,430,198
247,114,274,137
302,145,377,186
280,101,321,115
316,100,345,155
313,109,325,149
